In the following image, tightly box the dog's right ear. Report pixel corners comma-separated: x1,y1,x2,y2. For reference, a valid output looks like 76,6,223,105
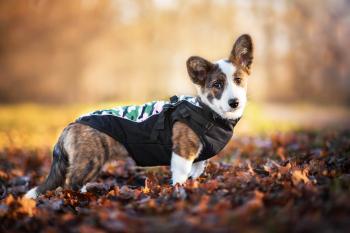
186,56,213,86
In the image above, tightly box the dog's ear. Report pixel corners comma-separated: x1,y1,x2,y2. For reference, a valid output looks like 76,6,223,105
186,56,214,85
229,34,253,74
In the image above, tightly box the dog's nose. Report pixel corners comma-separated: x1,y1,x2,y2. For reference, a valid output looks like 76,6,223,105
228,98,239,108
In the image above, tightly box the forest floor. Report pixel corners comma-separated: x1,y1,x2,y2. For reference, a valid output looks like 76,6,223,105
0,103,349,233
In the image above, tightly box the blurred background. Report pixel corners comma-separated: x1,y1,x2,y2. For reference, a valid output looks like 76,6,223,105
0,0,350,148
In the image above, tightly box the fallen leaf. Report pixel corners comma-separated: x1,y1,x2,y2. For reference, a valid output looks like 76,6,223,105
18,196,36,216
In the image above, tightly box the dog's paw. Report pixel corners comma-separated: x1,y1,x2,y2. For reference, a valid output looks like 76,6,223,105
171,173,188,186
170,153,192,186
24,187,39,199
189,168,203,179
189,161,206,179
80,185,87,193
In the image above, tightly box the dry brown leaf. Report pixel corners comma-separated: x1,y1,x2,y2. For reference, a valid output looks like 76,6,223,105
4,194,15,206
232,190,264,218
291,169,310,185
18,196,36,216
193,195,210,213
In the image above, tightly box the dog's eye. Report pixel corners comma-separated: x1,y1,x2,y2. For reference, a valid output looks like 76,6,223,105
234,77,242,85
213,82,223,89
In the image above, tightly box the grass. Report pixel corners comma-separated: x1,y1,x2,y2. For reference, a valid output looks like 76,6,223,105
0,102,130,148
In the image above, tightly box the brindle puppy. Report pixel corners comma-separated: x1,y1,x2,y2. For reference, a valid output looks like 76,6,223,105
25,34,253,199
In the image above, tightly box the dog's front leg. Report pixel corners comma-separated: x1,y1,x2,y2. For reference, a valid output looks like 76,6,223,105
170,152,194,185
171,122,202,185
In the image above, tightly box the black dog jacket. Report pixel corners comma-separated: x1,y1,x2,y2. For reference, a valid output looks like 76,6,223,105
76,95,240,167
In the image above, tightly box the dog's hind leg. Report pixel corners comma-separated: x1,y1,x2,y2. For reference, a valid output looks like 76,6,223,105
63,123,129,192
65,158,102,192
25,131,70,199
25,123,128,198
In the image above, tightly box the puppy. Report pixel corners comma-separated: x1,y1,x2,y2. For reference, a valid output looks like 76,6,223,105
25,34,253,199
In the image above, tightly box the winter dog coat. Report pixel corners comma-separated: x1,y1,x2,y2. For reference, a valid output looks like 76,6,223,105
76,95,240,167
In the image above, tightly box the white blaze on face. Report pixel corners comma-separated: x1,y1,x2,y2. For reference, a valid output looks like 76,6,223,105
216,59,247,119
198,59,247,120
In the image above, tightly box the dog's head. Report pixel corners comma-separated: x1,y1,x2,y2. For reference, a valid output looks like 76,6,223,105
187,34,253,120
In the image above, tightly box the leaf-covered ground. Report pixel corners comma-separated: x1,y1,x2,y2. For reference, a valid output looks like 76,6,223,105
0,130,350,233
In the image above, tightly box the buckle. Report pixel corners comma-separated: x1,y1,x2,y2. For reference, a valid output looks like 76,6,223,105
170,95,179,103
205,122,214,131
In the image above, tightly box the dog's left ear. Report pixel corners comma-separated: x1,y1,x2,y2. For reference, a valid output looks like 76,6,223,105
229,34,254,75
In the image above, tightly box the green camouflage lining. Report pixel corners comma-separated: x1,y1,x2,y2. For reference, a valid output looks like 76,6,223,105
81,95,199,122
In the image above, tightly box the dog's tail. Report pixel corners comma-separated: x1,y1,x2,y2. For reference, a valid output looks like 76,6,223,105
24,141,68,199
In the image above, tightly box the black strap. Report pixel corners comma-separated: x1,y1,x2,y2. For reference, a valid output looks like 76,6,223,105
150,113,165,141
150,96,223,141
150,100,175,140
182,106,213,131
150,96,182,140
179,107,190,118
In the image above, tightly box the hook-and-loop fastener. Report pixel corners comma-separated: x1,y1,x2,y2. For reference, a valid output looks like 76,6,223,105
179,106,214,132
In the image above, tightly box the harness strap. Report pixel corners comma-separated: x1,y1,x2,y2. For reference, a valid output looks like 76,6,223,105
149,102,175,141
150,112,165,141
150,96,218,141
179,106,213,131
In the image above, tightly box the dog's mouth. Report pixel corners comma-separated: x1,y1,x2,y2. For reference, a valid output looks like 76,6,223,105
220,105,244,120
224,105,243,113
200,98,243,120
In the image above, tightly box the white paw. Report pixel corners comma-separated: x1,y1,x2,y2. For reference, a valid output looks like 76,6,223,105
80,185,87,193
24,187,39,199
171,173,189,186
170,153,193,186
189,161,206,179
